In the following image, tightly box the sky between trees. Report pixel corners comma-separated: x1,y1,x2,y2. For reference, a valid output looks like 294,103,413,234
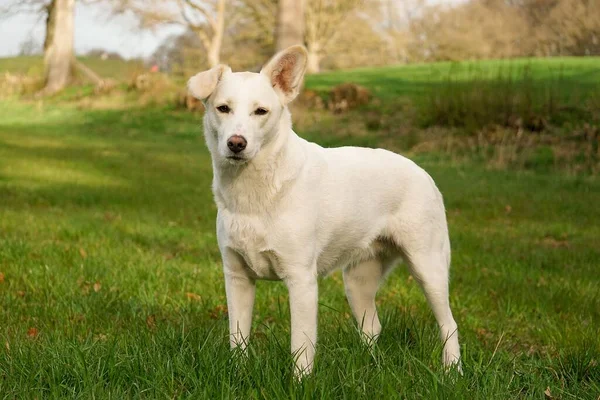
0,0,462,59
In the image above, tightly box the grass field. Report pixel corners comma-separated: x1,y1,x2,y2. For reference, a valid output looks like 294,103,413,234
1,58,599,398
0,56,145,81
3,55,599,101
305,57,600,101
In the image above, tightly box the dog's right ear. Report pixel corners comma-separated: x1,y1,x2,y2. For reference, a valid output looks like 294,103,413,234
187,64,231,101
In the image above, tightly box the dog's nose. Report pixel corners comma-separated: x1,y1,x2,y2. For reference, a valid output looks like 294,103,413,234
227,135,247,153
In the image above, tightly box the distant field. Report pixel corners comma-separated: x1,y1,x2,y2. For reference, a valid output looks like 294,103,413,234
0,95,598,398
3,55,599,100
306,57,600,101
0,56,145,81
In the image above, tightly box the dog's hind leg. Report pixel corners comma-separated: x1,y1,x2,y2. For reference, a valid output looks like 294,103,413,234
343,259,385,342
404,242,461,370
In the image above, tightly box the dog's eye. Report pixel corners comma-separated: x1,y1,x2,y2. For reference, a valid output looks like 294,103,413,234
254,107,268,116
216,105,230,113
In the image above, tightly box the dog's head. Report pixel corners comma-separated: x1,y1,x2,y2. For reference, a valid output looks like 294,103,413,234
188,46,308,165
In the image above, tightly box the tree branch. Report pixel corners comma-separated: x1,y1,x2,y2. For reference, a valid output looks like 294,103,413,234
177,0,206,30
0,0,49,18
182,0,216,30
194,27,211,49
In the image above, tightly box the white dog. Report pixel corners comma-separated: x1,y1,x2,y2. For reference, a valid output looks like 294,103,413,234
188,46,461,377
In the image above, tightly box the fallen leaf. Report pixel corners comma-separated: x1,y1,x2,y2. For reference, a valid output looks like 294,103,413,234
541,237,569,248
79,248,87,259
537,277,548,287
16,290,26,297
146,315,156,330
5,341,9,352
208,304,228,320
254,331,267,340
0,272,4,283
544,387,555,400
103,212,120,222
186,292,201,301
27,327,39,339
80,282,91,295
95,334,108,342
93,282,101,292
70,314,85,323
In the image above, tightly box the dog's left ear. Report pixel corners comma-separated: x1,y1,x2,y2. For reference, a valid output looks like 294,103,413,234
260,45,308,105
188,64,232,101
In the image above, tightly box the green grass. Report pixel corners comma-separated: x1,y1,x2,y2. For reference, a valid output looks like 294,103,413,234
308,58,600,136
4,55,598,101
305,57,600,100
0,99,599,398
0,56,145,80
303,57,600,175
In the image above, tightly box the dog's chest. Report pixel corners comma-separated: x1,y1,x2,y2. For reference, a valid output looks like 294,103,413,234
218,210,281,280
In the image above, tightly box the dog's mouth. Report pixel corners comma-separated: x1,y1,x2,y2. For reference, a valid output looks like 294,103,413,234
226,155,247,163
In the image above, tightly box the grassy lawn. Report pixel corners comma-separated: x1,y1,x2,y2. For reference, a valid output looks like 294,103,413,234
4,55,598,101
0,99,598,398
0,56,145,80
306,57,600,101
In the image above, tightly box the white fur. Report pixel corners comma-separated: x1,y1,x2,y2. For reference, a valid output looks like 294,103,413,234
188,46,461,378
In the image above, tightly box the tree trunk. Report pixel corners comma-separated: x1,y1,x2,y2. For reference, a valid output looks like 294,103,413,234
307,43,321,73
207,0,225,68
207,41,220,68
42,0,75,95
276,0,305,51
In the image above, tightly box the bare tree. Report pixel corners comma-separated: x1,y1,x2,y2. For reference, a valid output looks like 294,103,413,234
119,0,226,67
42,0,75,94
320,12,390,69
304,0,362,73
19,36,43,56
1,0,76,94
236,0,277,51
219,0,278,70
378,0,425,63
408,0,528,61
405,0,600,61
180,0,226,67
531,0,600,56
276,0,305,51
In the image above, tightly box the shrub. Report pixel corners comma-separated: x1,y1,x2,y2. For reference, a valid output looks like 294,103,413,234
421,64,597,134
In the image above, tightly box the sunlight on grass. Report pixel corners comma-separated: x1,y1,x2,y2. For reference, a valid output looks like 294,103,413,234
0,136,71,150
1,158,127,188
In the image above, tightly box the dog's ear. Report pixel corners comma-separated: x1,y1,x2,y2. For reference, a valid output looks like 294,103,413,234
260,45,308,105
187,64,232,101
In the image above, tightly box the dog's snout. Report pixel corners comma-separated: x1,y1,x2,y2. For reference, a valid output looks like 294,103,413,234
227,135,247,154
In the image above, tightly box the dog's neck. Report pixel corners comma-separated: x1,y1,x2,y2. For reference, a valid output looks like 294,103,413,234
212,109,306,214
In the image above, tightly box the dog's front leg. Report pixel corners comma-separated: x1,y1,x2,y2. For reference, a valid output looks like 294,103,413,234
285,272,318,378
224,266,256,351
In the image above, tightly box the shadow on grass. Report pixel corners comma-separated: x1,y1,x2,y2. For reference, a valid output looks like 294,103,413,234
0,108,212,217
